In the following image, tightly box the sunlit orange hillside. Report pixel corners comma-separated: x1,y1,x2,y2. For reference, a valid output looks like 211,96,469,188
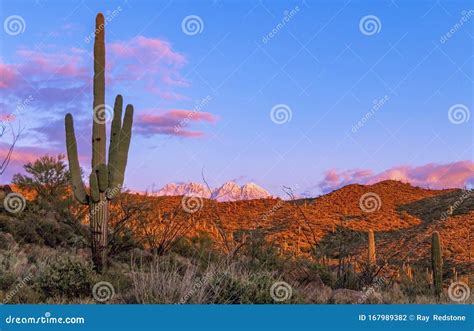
111,180,472,274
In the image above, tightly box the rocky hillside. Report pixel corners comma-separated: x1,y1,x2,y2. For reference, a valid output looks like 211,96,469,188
133,180,473,274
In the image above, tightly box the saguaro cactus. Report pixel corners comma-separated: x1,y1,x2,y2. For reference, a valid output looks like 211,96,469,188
431,231,443,297
65,13,133,272
368,229,376,266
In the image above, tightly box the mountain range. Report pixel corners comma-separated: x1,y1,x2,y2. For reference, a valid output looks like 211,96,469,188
156,181,271,201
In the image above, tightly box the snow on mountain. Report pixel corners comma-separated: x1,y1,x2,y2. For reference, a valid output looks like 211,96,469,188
156,181,271,201
156,182,211,198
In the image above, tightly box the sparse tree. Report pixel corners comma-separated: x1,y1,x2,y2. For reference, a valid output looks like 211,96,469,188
12,154,71,201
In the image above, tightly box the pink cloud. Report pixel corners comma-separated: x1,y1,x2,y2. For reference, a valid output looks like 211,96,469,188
0,63,18,88
318,161,474,193
110,36,186,66
109,36,188,96
15,48,88,79
136,109,217,138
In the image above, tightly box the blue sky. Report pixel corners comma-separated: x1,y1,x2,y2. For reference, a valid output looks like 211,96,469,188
0,0,472,196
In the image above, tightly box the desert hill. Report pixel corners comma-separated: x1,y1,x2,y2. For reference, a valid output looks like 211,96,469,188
121,180,472,274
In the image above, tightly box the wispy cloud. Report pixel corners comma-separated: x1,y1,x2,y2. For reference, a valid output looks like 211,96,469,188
109,36,188,99
317,161,474,193
135,109,217,138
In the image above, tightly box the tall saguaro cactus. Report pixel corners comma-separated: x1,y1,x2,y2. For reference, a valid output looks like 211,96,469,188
65,13,134,272
431,231,443,297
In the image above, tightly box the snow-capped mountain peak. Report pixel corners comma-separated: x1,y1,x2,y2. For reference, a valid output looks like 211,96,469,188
156,181,271,201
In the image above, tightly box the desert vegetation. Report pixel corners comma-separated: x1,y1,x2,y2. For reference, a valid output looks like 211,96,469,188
0,154,472,304
0,13,471,305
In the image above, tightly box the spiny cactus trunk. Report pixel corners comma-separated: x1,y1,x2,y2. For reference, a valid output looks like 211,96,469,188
90,13,107,272
368,229,376,266
90,195,108,271
431,231,443,297
65,13,133,273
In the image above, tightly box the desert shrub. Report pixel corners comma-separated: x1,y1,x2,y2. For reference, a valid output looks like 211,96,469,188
398,268,432,298
172,232,220,267
12,154,71,204
334,268,360,290
205,269,283,304
38,256,95,299
308,263,335,287
0,209,83,248
0,232,16,250
108,228,142,262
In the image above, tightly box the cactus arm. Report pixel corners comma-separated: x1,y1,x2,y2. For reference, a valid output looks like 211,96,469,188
109,104,133,194
92,13,106,168
89,172,100,203
65,113,89,205
108,94,123,188
96,163,108,192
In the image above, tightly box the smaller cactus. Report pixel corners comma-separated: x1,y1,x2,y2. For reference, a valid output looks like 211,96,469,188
431,231,443,297
368,229,376,265
402,263,413,282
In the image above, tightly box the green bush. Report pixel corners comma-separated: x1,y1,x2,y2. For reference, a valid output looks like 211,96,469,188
205,269,290,304
38,257,95,299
